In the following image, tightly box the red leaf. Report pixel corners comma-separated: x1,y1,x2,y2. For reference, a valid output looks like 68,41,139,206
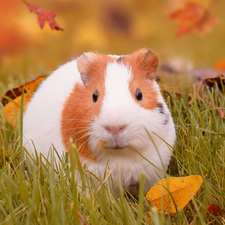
169,2,219,37
207,203,225,216
23,0,64,31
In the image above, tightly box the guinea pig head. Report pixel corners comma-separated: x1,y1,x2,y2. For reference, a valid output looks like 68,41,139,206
61,52,116,160
61,49,161,161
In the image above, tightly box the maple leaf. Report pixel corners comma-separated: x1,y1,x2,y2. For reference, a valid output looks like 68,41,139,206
170,2,219,37
23,0,64,31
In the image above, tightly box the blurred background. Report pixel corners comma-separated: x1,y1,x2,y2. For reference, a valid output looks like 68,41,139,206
0,0,225,93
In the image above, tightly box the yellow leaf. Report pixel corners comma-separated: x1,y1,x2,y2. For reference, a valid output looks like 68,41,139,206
3,93,31,127
1,75,46,127
146,175,203,214
19,75,46,95
1,75,46,106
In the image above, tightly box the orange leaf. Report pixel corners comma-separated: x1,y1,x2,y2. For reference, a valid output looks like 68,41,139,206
23,0,64,31
1,75,46,106
146,175,203,214
3,93,31,127
169,2,219,37
207,203,225,216
2,75,46,127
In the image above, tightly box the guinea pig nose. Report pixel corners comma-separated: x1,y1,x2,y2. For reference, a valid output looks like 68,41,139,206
105,125,126,135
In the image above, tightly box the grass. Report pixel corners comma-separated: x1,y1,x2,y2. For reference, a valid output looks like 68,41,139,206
0,80,225,224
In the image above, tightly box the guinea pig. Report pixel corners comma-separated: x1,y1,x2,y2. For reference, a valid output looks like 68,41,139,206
23,49,176,195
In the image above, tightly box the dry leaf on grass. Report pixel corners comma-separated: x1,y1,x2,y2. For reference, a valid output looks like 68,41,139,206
3,93,31,127
188,74,225,118
1,75,46,106
146,175,203,214
1,75,47,127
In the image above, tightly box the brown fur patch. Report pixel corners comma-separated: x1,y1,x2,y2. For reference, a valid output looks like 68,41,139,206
61,54,116,162
119,49,159,110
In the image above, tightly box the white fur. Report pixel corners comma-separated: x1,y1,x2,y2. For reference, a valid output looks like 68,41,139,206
86,62,176,194
23,60,81,160
23,54,176,195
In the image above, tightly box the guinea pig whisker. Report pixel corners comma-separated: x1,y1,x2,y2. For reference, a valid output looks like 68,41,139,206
61,119,92,122
61,121,92,124
61,127,89,131
62,129,91,144
76,133,90,142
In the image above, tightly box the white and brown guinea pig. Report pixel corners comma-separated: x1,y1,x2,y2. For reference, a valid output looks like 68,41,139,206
23,49,176,195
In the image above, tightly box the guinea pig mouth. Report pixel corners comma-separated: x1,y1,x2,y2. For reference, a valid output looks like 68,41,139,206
108,146,128,150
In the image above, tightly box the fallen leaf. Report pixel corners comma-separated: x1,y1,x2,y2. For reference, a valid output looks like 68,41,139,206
170,2,219,36
203,74,225,89
23,0,64,31
191,69,225,85
188,74,225,117
1,75,46,127
1,75,46,106
207,203,225,216
3,93,31,127
146,175,203,214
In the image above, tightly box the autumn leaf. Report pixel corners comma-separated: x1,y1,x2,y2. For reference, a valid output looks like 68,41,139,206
188,74,225,118
3,93,31,127
23,0,64,31
170,2,219,37
1,75,46,106
202,74,225,90
207,203,225,216
146,175,203,214
1,75,46,127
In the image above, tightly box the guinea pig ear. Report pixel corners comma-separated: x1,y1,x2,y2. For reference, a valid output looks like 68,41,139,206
77,52,97,84
136,48,159,79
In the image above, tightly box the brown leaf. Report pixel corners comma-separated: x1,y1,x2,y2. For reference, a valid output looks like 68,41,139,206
23,1,64,31
207,203,225,216
203,74,225,90
188,75,225,118
170,2,219,36
191,69,225,85
1,75,46,106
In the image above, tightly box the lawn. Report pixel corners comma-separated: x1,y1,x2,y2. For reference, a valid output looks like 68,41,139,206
0,76,225,224
1,0,225,224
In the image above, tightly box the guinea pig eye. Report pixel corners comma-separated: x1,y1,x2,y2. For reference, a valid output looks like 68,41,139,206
136,89,143,101
93,90,98,103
